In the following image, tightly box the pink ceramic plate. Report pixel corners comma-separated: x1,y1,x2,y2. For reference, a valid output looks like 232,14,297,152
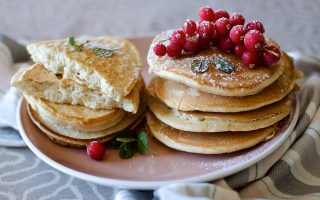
17,37,300,190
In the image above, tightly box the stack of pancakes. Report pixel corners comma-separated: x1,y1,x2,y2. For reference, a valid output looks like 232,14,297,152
11,36,145,147
146,32,301,154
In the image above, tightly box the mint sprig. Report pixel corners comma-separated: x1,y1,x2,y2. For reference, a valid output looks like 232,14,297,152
68,37,86,51
111,130,148,159
213,57,234,73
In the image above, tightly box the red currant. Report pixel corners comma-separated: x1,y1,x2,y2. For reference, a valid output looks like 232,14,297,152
246,21,265,33
229,13,245,26
219,36,234,53
215,17,231,36
153,43,167,57
183,34,200,52
211,28,220,46
229,25,247,44
234,44,246,57
199,34,211,48
244,30,265,51
214,10,230,21
182,19,197,36
262,45,281,65
167,42,182,57
198,6,215,22
241,50,261,67
87,141,105,161
198,21,215,37
171,30,186,46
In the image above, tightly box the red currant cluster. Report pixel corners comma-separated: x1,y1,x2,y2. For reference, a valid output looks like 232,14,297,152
153,6,281,67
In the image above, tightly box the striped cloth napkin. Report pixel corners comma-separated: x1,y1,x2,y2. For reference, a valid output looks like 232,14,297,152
1,35,320,199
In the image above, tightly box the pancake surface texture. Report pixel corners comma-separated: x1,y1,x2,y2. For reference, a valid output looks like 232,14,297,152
148,96,291,132
27,97,146,141
146,113,278,154
147,31,285,97
27,36,141,101
149,53,295,112
11,64,143,113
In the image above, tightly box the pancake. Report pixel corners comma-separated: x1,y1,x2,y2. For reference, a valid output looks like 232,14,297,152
148,95,291,132
147,31,285,97
11,64,143,113
27,36,142,101
25,95,126,132
27,97,146,142
146,113,278,154
27,103,145,148
149,53,296,112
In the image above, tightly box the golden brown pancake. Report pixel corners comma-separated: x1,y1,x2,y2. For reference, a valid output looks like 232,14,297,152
148,95,291,132
146,113,278,154
147,31,285,96
27,103,145,148
25,95,126,133
149,53,296,112
27,36,142,101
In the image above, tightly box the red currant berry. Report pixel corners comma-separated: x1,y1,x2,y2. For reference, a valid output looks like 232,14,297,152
171,30,186,46
244,30,265,51
234,44,246,57
262,45,281,65
153,43,167,56
219,36,234,53
198,21,215,37
229,25,247,44
229,13,245,26
246,21,265,33
87,141,105,161
211,28,220,46
215,17,231,36
241,50,261,67
183,34,200,52
182,19,197,36
214,9,230,21
167,42,182,57
198,6,215,22
199,34,211,49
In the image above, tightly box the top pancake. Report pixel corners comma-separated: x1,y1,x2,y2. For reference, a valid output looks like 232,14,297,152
27,36,141,101
147,31,285,96
149,53,296,112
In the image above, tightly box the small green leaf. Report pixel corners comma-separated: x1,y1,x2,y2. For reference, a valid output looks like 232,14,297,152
213,57,234,74
93,47,113,57
68,36,85,51
69,37,76,46
116,137,136,143
119,142,135,159
137,131,148,154
191,59,209,73
111,130,135,147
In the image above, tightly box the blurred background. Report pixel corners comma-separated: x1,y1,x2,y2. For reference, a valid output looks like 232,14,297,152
0,0,319,56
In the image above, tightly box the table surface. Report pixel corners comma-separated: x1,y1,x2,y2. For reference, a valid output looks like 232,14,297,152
0,0,319,199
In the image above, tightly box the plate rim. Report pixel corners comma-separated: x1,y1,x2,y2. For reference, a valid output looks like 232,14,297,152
17,94,300,190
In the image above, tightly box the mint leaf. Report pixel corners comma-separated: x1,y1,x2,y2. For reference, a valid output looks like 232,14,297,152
191,59,209,73
119,142,135,159
69,37,76,47
116,137,136,143
213,57,234,73
93,47,113,57
111,130,135,147
68,37,87,51
137,131,148,154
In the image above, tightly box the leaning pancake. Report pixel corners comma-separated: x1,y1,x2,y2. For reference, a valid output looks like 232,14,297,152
147,31,285,97
146,113,278,154
148,95,291,132
11,64,144,113
149,53,296,112
27,97,146,142
27,104,145,148
25,95,126,132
